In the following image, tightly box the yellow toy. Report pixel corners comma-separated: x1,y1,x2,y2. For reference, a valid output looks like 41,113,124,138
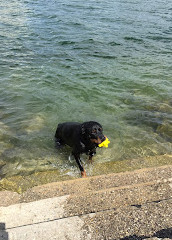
98,137,110,148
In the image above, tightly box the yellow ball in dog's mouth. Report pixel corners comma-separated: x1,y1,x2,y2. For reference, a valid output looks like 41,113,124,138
98,137,110,148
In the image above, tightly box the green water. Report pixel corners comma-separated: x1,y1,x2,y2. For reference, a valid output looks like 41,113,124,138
0,0,171,179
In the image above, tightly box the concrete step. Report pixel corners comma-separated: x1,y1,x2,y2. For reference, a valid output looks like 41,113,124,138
0,165,171,207
0,177,172,229
0,165,172,240
19,165,172,204
0,199,172,240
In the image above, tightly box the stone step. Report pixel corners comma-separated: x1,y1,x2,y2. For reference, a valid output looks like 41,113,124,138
0,177,171,229
0,199,171,240
19,165,172,204
0,165,171,208
0,165,172,240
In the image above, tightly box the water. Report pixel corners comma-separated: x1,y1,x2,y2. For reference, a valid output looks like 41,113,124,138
0,0,171,179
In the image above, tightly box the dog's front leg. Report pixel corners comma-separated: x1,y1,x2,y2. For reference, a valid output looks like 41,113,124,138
89,153,93,163
73,152,86,177
89,150,96,164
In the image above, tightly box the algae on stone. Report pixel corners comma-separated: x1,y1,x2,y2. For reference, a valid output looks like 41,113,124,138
0,154,171,193
24,114,45,134
92,154,172,176
156,120,172,140
0,169,74,193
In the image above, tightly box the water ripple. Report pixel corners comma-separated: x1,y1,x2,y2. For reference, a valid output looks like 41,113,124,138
0,0,171,178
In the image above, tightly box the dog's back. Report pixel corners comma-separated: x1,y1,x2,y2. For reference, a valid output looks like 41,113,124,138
55,122,81,148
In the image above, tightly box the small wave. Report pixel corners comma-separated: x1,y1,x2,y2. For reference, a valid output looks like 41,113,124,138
124,36,144,43
89,53,117,59
80,38,96,44
147,35,172,42
108,41,121,46
58,40,76,46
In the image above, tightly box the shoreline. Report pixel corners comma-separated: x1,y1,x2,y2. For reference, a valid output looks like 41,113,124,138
0,153,171,193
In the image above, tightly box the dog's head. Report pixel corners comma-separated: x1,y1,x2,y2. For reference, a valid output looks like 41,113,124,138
81,121,106,145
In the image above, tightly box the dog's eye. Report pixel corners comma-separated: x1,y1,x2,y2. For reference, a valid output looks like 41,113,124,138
98,128,102,131
92,129,97,133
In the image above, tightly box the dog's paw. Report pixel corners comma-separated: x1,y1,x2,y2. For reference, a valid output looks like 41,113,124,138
81,170,87,178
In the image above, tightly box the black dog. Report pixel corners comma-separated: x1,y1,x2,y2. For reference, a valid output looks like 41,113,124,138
55,121,106,177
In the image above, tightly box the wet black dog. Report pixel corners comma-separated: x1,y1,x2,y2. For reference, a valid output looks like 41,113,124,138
55,121,106,177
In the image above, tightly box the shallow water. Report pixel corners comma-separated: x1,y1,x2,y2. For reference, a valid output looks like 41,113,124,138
0,0,172,178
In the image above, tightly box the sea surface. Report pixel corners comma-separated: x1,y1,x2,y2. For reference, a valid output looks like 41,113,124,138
0,0,171,178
